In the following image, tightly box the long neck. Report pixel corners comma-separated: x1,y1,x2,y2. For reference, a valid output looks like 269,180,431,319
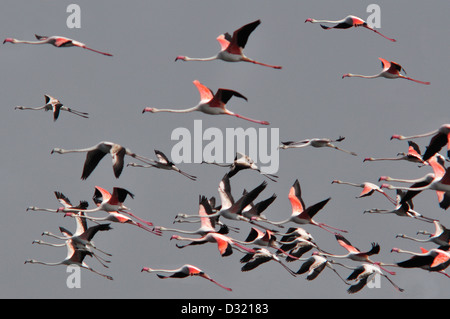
346,73,382,79
310,19,345,24
335,181,360,187
13,39,49,45
150,106,199,113
184,56,218,62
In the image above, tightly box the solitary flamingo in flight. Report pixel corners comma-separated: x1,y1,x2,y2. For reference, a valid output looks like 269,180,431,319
51,141,154,179
3,34,112,56
142,80,269,125
175,19,282,69
279,136,357,156
391,124,450,161
342,57,431,85
141,264,232,291
270,179,348,234
14,94,89,121
127,150,196,181
331,180,397,205
305,15,396,42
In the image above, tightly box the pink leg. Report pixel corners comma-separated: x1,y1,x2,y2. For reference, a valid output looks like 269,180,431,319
233,113,270,125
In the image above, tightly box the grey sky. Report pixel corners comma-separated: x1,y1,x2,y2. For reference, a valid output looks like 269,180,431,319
2,1,449,299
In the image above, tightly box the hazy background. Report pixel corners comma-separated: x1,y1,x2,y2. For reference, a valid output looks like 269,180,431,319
1,0,449,299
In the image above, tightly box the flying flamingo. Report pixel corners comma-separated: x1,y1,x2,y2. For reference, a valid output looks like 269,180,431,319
305,15,396,42
331,180,397,205
342,57,431,85
25,238,113,280
175,175,267,224
239,248,297,277
279,136,357,156
3,34,112,56
391,124,450,161
270,179,347,234
395,220,450,247
363,141,427,165
59,186,158,234
363,190,436,223
51,141,155,179
26,191,88,215
14,94,89,121
175,19,282,69
390,247,450,278
170,232,255,257
295,253,350,284
336,263,404,294
127,150,196,181
202,152,278,182
319,233,396,275
379,154,450,209
141,264,232,291
142,80,269,125
158,196,224,235
41,224,112,268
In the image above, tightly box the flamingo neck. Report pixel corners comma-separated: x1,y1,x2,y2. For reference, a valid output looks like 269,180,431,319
146,106,199,113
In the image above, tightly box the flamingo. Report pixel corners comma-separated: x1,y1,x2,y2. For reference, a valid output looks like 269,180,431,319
158,196,223,235
363,141,427,165
390,247,450,278
239,248,297,277
279,136,357,156
175,19,282,69
14,94,88,121
342,57,431,85
391,124,450,161
305,15,396,42
335,263,404,294
25,238,113,280
142,80,269,125
51,141,155,179
270,179,347,234
319,233,396,275
170,232,255,257
3,34,112,56
202,152,278,182
295,253,350,284
175,175,267,224
379,154,450,209
395,220,450,247
141,264,232,291
241,190,278,225
26,191,88,215
127,150,196,180
331,180,397,205
40,224,112,268
364,190,436,223
59,186,157,232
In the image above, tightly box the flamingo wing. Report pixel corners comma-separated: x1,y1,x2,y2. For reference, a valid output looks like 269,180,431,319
82,149,108,180
422,132,449,162
209,89,247,108
154,150,171,164
335,234,361,253
193,80,214,103
288,179,306,215
231,20,260,49
94,186,112,203
378,57,391,72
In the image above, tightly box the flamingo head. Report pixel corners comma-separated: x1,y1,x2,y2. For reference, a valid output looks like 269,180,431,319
175,56,186,61
390,135,404,140
378,176,390,182
3,38,16,44
379,183,392,189
304,18,315,23
363,157,374,162
331,180,341,184
170,235,180,240
391,247,400,253
342,73,352,79
142,107,155,113
141,267,153,273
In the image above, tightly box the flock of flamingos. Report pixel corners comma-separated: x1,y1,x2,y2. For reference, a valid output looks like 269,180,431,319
8,12,450,295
